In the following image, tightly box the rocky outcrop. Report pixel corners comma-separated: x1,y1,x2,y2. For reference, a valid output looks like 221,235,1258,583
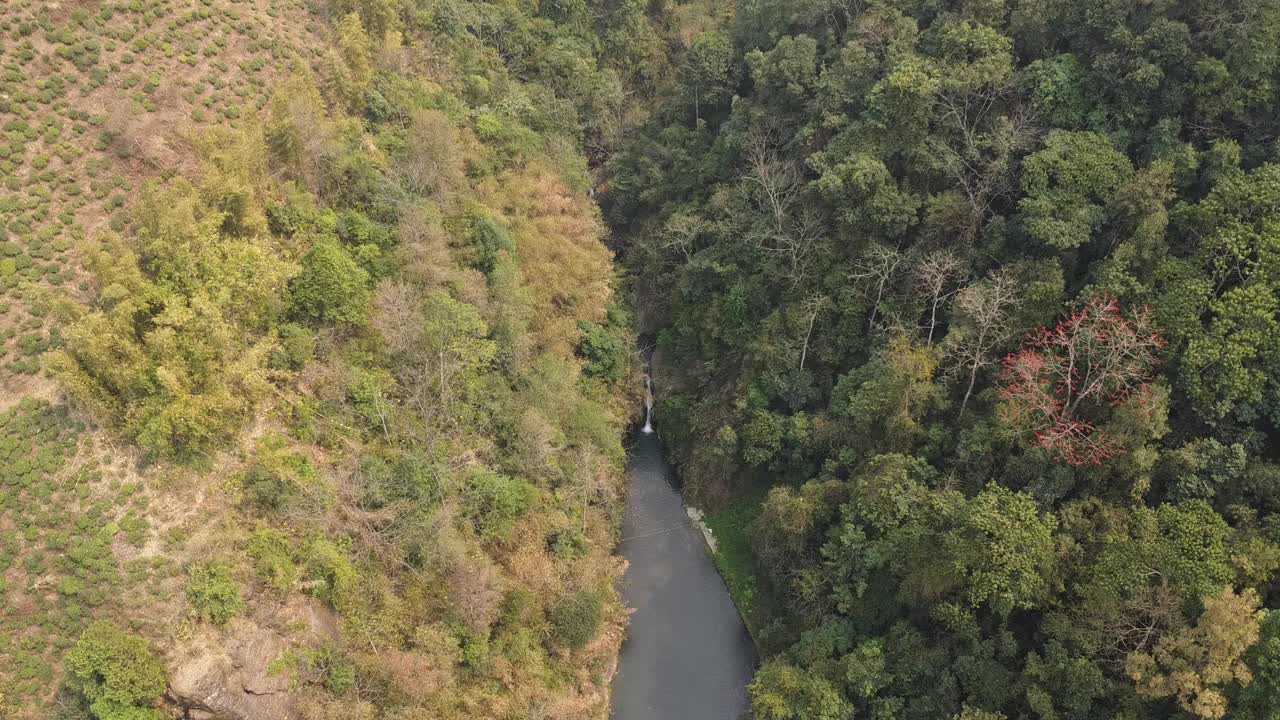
168,597,337,720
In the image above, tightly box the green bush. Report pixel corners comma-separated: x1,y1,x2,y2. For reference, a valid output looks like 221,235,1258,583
289,238,370,327
336,209,392,248
314,646,355,694
185,561,243,626
302,536,360,614
576,318,628,385
268,322,315,371
241,435,321,513
64,622,166,720
548,590,603,650
462,468,536,540
468,214,513,274
242,462,294,512
246,527,299,593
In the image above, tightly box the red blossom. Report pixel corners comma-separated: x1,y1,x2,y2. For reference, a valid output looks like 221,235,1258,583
998,297,1163,466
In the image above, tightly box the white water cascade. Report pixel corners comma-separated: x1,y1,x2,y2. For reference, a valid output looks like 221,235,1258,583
641,373,654,434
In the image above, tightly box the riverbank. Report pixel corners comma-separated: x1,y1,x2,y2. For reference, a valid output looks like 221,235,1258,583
700,482,782,649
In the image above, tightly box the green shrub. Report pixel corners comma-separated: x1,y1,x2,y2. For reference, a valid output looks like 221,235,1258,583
243,461,294,512
268,322,315,371
468,214,513,274
576,318,628,385
315,646,355,694
64,622,166,720
241,436,322,513
185,561,243,626
462,468,536,540
302,536,360,614
548,590,603,650
246,527,298,593
457,625,491,670
336,209,392,249
289,238,370,327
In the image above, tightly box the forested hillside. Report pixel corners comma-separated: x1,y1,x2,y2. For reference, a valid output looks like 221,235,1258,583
0,1,660,718
12,0,1280,718
604,0,1280,718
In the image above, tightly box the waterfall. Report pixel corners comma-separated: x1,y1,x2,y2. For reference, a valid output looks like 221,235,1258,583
642,373,654,433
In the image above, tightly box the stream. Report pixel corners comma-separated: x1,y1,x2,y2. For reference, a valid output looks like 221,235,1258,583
609,409,756,719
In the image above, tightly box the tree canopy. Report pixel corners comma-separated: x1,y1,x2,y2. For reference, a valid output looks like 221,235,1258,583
604,0,1280,717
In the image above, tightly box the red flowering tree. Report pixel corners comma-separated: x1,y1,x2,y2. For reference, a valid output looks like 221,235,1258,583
999,298,1164,465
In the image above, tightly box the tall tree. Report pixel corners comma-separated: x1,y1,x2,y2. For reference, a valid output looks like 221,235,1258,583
945,270,1019,417
998,298,1163,465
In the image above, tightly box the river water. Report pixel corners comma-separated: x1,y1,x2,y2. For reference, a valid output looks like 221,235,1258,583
609,430,756,720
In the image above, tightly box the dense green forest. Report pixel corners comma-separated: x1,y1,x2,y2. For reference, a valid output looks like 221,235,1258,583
603,0,1280,719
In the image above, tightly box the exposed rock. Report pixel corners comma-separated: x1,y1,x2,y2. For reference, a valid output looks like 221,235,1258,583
168,599,338,720
686,506,718,553
279,595,340,646
168,620,293,720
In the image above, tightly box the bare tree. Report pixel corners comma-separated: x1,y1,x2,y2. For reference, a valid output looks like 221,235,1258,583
659,211,707,263
945,269,1019,416
760,208,826,288
798,294,833,370
849,244,905,328
395,109,465,199
931,76,1039,242
811,0,864,38
266,77,341,194
104,97,154,166
1073,582,1185,672
741,125,827,287
914,250,964,345
372,280,424,357
397,204,453,289
742,125,805,236
447,556,502,634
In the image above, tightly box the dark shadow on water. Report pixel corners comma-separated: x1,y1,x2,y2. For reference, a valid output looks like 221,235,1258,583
610,430,757,720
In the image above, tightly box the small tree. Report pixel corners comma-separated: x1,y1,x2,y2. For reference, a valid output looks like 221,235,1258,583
944,484,1057,613
290,239,371,327
1126,587,1262,720
65,622,167,720
998,297,1163,465
680,31,736,121
333,13,372,108
831,336,942,453
749,661,853,720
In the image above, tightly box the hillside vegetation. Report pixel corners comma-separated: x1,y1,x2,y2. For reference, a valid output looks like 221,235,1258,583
0,0,662,718
605,0,1280,719
15,0,1280,719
